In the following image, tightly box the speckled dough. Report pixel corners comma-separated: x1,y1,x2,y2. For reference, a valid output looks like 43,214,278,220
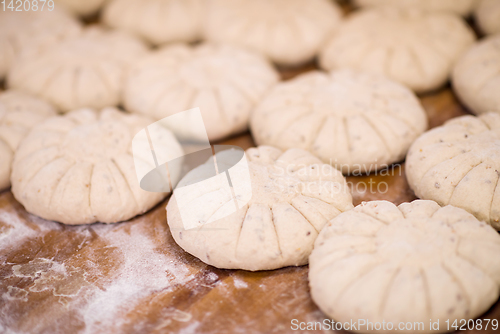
8,28,147,112
125,43,279,142
452,35,500,115
0,8,81,80
353,0,479,16
11,108,183,225
310,200,500,334
0,91,56,191
56,0,108,16
406,113,500,229
475,0,500,35
204,0,343,66
167,146,353,271
103,0,204,45
320,8,476,93
251,70,428,174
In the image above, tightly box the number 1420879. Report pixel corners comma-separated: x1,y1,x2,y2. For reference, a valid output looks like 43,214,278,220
2,0,54,11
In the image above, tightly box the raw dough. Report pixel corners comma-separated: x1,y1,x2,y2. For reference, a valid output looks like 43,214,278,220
11,108,183,225
452,35,500,115
167,146,353,271
0,8,81,79
0,91,56,191
204,0,343,66
406,113,500,229
320,7,476,93
309,200,500,334
250,70,428,174
475,0,500,35
353,0,479,16
103,0,204,45
56,0,108,16
8,28,147,112
125,43,279,142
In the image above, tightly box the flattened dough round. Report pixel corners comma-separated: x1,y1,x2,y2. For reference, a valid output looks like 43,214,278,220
0,8,81,79
56,0,108,16
406,113,500,229
204,0,343,66
475,0,500,35
8,28,147,112
103,0,204,44
353,0,479,16
310,200,500,334
452,35,500,115
11,108,183,225
251,70,428,174
167,146,353,271
320,8,476,93
0,91,56,191
125,43,279,142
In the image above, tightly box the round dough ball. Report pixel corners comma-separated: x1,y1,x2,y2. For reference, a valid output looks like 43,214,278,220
103,0,204,45
7,28,148,113
309,200,500,334
167,146,354,271
0,8,81,80
406,113,500,229
0,91,56,191
251,70,428,174
353,0,479,16
56,0,108,16
11,108,183,225
125,43,279,142
320,8,476,93
452,35,500,115
475,0,500,35
204,0,343,66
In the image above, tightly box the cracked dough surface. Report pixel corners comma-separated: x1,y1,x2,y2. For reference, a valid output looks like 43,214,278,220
125,43,279,142
166,146,353,271
309,200,500,333
475,0,500,35
353,0,479,16
103,0,204,45
0,91,56,191
7,28,147,112
320,7,476,93
11,108,183,225
0,8,81,80
452,35,500,115
250,70,427,174
204,0,342,66
406,113,500,229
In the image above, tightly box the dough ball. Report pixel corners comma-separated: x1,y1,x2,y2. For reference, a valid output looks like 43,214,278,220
0,91,56,191
251,70,428,174
353,0,479,16
475,0,500,35
167,146,353,271
452,35,500,115
0,8,81,80
310,200,500,333
103,0,204,45
56,0,108,16
204,0,343,66
11,108,183,225
406,113,500,229
320,8,476,93
125,43,279,142
7,28,148,113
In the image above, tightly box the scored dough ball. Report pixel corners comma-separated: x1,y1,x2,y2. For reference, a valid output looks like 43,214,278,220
320,8,476,93
251,70,428,174
475,0,500,35
56,0,108,16
103,0,204,45
310,200,500,334
7,28,148,113
167,146,354,271
452,35,500,115
0,91,56,191
406,113,500,229
11,108,183,225
125,43,279,142
0,8,81,80
353,0,479,16
204,0,343,66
